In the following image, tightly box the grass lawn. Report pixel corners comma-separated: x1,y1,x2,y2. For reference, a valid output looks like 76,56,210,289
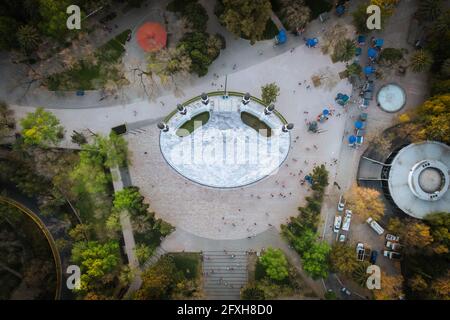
46,29,131,91
241,112,272,137
169,252,202,280
176,111,210,137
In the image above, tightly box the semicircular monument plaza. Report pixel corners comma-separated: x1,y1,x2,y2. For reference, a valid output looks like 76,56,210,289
158,92,293,188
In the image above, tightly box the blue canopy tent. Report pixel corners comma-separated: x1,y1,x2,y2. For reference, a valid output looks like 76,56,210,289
357,35,366,45
368,47,378,59
336,5,345,16
306,38,318,48
276,29,287,44
364,66,375,75
323,108,330,116
348,135,357,144
354,120,364,129
374,38,384,48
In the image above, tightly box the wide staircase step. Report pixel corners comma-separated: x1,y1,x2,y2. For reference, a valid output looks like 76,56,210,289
202,251,248,300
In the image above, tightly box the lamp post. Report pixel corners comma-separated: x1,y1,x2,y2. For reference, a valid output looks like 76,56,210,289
264,104,275,115
157,122,169,132
201,92,209,105
282,123,294,132
177,103,187,115
242,92,251,105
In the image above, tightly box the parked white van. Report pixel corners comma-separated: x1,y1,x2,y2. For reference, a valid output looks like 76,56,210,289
366,217,384,235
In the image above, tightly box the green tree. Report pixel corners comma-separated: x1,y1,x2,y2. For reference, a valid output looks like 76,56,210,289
241,285,265,300
279,0,311,31
332,39,356,63
38,0,78,41
220,0,272,45
0,101,15,140
311,164,329,192
113,187,147,213
20,107,64,147
352,3,370,34
417,0,443,22
17,24,40,52
0,16,19,50
410,50,434,73
379,48,404,66
261,82,280,105
71,240,121,292
301,241,330,279
259,247,289,281
134,243,153,265
346,62,362,77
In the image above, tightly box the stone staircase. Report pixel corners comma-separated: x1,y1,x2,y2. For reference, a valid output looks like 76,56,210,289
202,251,248,300
142,246,167,270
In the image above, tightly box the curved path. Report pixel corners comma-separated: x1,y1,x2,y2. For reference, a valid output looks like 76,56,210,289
0,196,62,300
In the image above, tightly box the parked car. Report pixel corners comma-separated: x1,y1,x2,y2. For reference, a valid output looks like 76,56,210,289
356,243,365,261
370,250,378,264
383,250,402,260
334,216,342,233
366,217,384,235
386,234,400,242
338,234,346,242
341,287,351,296
342,210,352,231
386,241,403,251
337,195,346,212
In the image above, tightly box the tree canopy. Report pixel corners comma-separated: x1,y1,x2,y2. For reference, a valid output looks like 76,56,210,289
346,185,385,221
259,248,289,281
20,107,64,147
220,0,272,45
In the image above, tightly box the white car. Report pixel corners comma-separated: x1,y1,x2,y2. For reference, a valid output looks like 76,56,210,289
356,243,364,252
338,234,346,242
383,250,402,260
337,195,346,212
386,241,403,251
386,234,400,242
333,216,342,233
342,210,352,231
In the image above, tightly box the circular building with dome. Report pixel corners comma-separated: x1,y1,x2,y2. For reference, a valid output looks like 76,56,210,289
385,141,450,219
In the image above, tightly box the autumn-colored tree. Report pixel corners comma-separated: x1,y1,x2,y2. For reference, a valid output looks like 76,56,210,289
329,243,360,276
346,185,385,221
371,0,400,18
147,47,192,85
408,274,429,293
388,218,433,251
134,255,180,299
415,94,450,144
430,271,450,299
425,212,450,254
373,272,404,300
